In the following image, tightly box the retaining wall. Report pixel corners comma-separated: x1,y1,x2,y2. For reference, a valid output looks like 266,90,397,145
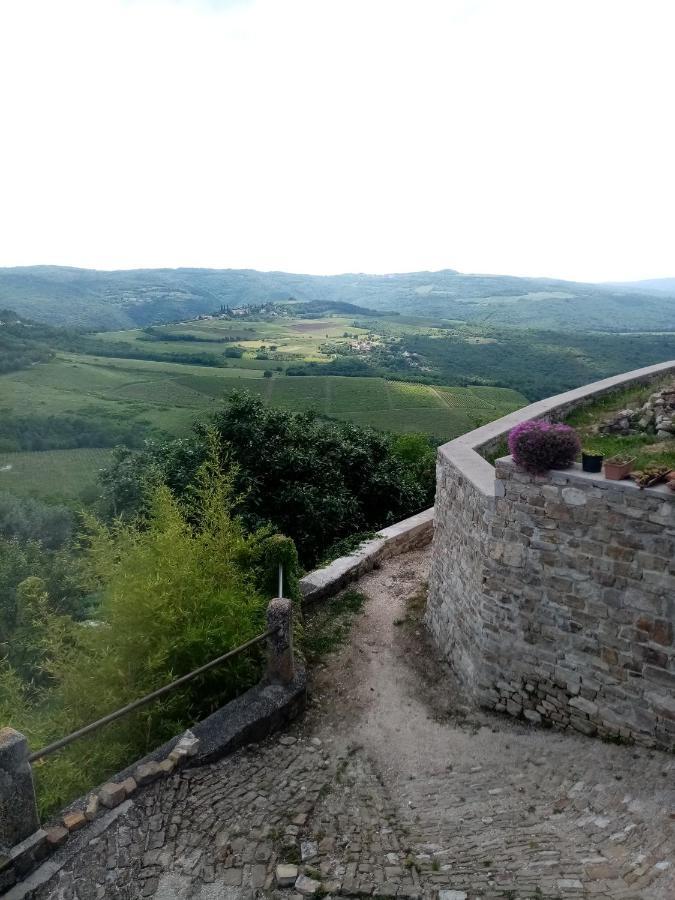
300,507,434,604
426,360,675,750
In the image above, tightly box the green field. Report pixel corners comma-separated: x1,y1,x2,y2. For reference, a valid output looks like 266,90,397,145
0,315,528,500
0,448,112,501
2,352,525,439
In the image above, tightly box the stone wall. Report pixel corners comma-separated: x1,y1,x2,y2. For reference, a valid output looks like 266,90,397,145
426,360,675,750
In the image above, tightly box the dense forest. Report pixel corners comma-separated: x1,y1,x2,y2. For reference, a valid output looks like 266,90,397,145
286,328,675,400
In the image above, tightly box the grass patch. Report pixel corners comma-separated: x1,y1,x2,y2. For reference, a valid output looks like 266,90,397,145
303,590,366,662
566,374,675,470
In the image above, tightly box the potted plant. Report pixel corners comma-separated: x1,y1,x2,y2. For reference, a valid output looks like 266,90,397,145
508,420,580,475
581,449,604,473
604,454,635,480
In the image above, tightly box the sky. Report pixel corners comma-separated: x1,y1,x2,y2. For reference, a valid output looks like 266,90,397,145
0,0,673,282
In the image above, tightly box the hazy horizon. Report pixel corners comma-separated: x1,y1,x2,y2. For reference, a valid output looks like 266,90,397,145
2,261,674,288
2,0,674,282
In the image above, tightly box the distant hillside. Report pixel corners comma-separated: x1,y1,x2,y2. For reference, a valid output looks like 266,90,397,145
609,277,675,294
2,265,675,332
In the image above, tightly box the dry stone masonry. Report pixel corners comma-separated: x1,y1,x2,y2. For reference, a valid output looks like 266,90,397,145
427,361,675,751
598,381,675,438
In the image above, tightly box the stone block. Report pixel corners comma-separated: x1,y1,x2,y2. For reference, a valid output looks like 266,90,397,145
120,777,137,797
98,782,126,809
46,826,69,848
63,811,86,832
276,863,298,886
295,874,321,895
174,730,200,757
0,728,40,848
135,761,161,785
85,794,99,821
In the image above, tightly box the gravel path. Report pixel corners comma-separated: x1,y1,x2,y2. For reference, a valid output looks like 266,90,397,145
29,547,674,899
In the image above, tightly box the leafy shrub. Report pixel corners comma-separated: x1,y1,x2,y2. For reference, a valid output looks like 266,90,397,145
0,492,74,549
98,392,434,567
1,447,297,815
508,420,580,474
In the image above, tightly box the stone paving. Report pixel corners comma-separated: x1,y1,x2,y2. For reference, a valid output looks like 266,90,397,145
27,548,674,900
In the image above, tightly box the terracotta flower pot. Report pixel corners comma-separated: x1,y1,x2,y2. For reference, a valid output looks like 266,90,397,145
604,458,635,481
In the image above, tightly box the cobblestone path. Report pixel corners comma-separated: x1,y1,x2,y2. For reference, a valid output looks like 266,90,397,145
29,548,673,900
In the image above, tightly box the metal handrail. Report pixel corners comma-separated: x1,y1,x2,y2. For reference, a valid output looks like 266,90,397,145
29,627,278,763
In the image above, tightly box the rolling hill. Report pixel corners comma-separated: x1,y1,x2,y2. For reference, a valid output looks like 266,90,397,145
2,266,675,332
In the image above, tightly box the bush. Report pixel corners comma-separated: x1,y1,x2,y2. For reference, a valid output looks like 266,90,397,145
508,420,580,474
1,444,298,815
98,392,434,567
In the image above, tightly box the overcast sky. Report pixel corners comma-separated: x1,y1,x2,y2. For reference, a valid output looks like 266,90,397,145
1,0,673,281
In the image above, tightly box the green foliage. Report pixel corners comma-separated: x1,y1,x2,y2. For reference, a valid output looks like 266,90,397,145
0,408,149,452
1,453,283,815
0,449,113,503
0,492,74,549
391,433,436,507
400,329,675,401
100,393,435,567
0,536,88,645
565,376,675,470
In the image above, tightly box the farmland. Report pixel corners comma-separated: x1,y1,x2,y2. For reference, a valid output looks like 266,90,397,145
0,448,112,501
0,312,529,499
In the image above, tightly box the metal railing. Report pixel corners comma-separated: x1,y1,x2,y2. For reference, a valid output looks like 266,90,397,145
28,627,278,763
1,585,296,856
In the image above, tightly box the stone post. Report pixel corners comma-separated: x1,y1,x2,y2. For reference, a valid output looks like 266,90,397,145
0,728,40,849
267,598,294,685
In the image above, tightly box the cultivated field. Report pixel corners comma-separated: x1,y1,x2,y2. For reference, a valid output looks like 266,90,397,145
0,448,112,501
2,352,525,440
0,315,527,499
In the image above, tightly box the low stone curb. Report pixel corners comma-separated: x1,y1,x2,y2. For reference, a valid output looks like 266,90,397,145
299,507,434,604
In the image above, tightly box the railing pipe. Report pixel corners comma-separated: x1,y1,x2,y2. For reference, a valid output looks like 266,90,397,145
28,628,278,763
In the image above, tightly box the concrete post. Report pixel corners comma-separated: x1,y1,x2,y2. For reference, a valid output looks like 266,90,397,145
0,728,40,848
267,598,294,685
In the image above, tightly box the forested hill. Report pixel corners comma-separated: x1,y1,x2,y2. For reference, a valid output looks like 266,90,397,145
2,265,675,332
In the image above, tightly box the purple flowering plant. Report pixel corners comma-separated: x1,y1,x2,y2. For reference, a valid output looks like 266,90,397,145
508,419,580,474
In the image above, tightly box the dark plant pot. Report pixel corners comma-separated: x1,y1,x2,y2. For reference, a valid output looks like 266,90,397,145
604,458,635,481
581,452,603,473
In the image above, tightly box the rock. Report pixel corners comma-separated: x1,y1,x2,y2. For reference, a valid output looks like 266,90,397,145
84,794,99,821
46,826,69,847
135,761,161,785
279,735,296,746
562,487,587,506
158,758,176,775
174,730,200,757
301,840,318,861
63,811,87,831
276,864,299,886
569,695,598,717
120,777,137,797
295,874,321,895
439,892,468,900
98,782,126,809
168,747,189,766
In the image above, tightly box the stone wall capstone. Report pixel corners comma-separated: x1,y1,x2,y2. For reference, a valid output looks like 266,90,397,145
427,360,675,750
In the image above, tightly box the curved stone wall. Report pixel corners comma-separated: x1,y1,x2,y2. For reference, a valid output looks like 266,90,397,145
426,360,675,750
